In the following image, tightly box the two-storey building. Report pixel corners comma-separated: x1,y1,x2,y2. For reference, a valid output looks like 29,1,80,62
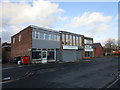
11,25,94,63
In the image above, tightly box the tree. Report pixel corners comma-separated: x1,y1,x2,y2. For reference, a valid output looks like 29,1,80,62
103,38,118,55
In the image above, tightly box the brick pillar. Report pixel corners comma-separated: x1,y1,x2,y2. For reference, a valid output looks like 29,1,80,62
59,32,63,62
64,33,66,45
82,36,85,59
92,39,94,58
75,36,76,46
68,34,70,45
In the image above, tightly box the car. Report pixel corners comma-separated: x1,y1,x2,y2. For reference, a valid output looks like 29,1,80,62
9,57,21,64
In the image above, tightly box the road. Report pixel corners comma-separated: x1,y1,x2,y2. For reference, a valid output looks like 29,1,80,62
2,56,119,88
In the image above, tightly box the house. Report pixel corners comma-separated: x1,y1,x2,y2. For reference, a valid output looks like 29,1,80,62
11,25,94,64
93,43,104,57
2,42,11,63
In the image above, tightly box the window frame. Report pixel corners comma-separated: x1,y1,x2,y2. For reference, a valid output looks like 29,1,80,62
19,35,21,42
13,37,15,44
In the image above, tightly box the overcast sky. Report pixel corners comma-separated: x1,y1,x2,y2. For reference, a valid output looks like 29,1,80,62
0,0,118,45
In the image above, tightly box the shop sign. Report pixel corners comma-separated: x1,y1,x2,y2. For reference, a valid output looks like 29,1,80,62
63,45,78,50
85,49,93,51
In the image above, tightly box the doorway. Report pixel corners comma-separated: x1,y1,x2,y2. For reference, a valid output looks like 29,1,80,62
42,51,47,63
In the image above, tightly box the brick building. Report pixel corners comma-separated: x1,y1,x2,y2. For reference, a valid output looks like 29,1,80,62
2,42,11,63
11,25,94,63
93,43,104,57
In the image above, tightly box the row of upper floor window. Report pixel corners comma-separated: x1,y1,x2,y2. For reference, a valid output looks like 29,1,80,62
84,39,93,44
32,31,60,41
13,35,21,44
62,33,82,46
12,31,92,45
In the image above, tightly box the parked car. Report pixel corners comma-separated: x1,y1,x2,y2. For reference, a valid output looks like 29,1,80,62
9,57,21,64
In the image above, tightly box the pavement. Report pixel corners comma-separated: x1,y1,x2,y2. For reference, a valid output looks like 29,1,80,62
2,56,119,88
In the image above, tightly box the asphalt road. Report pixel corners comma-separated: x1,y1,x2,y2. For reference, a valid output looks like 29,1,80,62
2,56,119,88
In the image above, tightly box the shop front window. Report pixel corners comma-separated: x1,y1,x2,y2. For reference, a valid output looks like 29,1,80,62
47,51,54,60
85,51,89,57
32,52,41,60
42,52,47,58
85,51,93,57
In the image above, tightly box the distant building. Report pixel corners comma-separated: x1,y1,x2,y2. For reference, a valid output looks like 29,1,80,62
93,43,104,57
11,25,94,64
2,42,11,63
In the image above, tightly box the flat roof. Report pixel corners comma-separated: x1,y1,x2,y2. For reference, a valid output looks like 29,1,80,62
11,25,93,39
59,30,84,37
84,36,93,40
30,25,59,33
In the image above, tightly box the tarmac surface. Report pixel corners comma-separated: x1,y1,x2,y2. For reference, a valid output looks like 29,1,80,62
2,56,119,88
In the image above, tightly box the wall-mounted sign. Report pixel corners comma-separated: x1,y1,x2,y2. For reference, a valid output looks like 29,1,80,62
63,45,78,50
28,49,31,51
85,49,93,51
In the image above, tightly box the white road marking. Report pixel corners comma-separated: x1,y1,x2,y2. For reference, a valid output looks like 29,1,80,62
2,67,14,70
2,65,24,70
107,79,119,88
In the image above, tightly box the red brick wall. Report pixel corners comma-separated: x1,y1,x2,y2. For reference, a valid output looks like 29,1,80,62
94,44,104,57
2,47,11,63
11,26,32,63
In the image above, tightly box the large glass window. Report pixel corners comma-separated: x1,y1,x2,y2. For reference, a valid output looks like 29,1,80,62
51,34,55,40
49,34,51,40
70,35,72,45
32,52,41,60
39,33,44,39
47,51,54,60
85,51,89,57
79,37,82,46
57,35,60,41
73,36,76,46
36,32,39,39
76,36,79,46
85,51,93,57
54,35,57,41
32,31,36,39
45,33,49,40
66,34,68,45
84,39,92,44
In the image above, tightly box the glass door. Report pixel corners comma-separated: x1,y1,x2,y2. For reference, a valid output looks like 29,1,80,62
42,51,47,63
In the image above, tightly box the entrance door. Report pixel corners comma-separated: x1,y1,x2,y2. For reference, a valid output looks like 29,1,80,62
42,51,47,63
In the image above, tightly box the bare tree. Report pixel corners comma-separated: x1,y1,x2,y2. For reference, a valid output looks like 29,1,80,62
103,38,117,55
